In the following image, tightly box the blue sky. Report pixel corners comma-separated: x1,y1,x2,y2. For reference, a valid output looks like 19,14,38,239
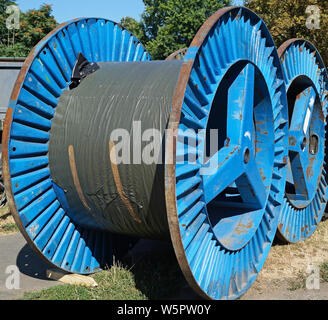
15,0,244,24
16,0,146,23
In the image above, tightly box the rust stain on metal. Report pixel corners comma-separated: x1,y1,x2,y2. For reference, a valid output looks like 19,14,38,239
283,156,288,164
235,222,253,235
306,157,315,179
109,141,142,224
68,145,91,211
217,146,239,169
289,136,296,146
259,168,266,182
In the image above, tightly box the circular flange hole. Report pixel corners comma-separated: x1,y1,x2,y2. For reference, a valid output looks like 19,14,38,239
244,148,250,164
309,134,319,155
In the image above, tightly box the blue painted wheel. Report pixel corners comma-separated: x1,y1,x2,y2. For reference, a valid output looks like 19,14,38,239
3,18,150,274
276,39,328,243
165,7,289,300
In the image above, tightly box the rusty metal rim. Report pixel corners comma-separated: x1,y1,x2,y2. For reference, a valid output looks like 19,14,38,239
278,38,327,70
276,38,328,243
165,48,188,61
164,6,239,301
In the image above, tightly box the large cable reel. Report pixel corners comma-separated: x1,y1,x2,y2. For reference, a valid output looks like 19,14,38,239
3,7,290,300
276,39,328,243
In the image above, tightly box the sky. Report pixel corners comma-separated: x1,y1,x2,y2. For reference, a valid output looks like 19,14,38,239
16,0,146,23
15,0,244,24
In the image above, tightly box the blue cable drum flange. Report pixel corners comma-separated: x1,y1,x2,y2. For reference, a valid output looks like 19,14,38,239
2,18,150,274
165,6,288,299
276,39,328,243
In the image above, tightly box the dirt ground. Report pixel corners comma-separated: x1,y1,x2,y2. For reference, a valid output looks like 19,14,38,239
0,203,17,235
240,219,328,300
2,201,328,299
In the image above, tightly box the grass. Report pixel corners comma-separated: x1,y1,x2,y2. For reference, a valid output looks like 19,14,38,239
23,262,147,300
287,271,307,291
320,262,328,283
22,248,183,300
21,219,328,300
0,222,18,233
287,260,328,291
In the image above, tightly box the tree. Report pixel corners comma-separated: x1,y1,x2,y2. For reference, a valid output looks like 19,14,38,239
246,0,328,65
121,0,231,60
0,3,58,57
119,17,147,45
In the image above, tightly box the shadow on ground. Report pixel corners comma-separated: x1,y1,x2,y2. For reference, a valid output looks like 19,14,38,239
122,239,201,300
16,243,54,281
13,235,200,300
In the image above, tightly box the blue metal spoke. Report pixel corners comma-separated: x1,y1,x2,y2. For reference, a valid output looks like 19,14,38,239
236,158,268,209
288,151,311,201
227,63,255,146
288,86,319,201
290,86,316,134
202,145,243,204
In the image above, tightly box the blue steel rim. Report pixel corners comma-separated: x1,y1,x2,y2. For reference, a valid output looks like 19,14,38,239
277,39,328,243
2,17,151,274
165,6,289,300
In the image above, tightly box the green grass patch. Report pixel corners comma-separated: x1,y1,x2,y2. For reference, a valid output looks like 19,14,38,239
0,223,18,233
320,262,328,282
22,247,183,300
287,271,306,291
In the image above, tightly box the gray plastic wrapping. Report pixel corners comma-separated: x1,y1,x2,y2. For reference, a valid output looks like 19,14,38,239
49,61,183,239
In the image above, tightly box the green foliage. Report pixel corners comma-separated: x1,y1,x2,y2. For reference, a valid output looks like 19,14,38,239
320,262,328,282
119,16,147,45
0,3,58,57
16,4,57,49
0,42,28,56
246,0,328,66
121,0,231,60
